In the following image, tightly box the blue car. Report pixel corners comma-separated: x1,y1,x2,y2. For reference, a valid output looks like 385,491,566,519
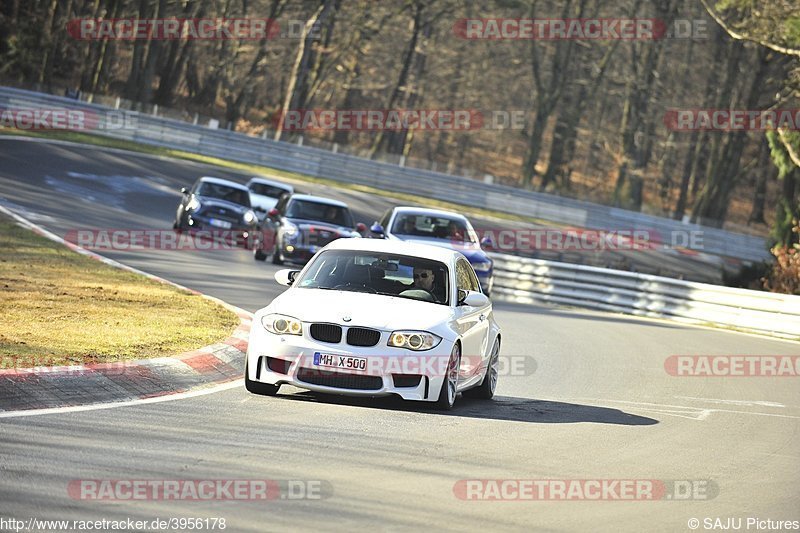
369,207,494,296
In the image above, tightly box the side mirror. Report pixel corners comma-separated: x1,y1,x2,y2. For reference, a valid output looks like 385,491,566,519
480,236,493,249
181,187,188,195
267,208,279,219
355,222,367,234
274,269,299,287
370,223,385,237
458,290,489,307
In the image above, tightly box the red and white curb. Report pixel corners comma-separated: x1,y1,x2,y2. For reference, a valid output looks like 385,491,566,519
0,205,252,414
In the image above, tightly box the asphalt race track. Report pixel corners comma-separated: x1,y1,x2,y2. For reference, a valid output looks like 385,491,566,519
1,138,798,532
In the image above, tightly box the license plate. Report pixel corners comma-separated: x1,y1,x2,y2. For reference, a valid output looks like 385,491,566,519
209,218,232,229
313,352,367,371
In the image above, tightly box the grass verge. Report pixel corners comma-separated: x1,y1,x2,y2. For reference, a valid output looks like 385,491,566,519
0,213,239,367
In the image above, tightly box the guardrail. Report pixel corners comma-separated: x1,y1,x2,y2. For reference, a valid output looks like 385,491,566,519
490,253,800,340
0,85,770,263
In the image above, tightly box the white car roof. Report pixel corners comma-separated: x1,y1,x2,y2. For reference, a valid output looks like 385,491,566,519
198,176,249,191
391,206,468,221
247,176,294,190
324,237,462,264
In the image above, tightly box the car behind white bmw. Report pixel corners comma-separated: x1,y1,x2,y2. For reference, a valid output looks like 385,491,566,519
245,238,501,409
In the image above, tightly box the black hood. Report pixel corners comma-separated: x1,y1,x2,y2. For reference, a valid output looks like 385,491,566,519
196,195,249,213
286,217,353,233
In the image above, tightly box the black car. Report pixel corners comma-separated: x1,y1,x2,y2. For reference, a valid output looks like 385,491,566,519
254,193,366,264
174,177,259,247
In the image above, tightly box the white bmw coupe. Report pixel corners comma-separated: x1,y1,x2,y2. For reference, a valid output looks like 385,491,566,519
245,238,502,409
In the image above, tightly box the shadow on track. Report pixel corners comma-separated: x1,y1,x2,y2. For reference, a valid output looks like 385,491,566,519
268,391,658,426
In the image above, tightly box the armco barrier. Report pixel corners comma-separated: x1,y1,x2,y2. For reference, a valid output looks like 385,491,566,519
0,86,769,262
491,253,800,340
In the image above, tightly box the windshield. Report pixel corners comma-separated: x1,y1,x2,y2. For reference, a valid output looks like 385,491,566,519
196,183,251,207
391,214,477,244
286,200,354,227
294,250,450,305
249,183,289,198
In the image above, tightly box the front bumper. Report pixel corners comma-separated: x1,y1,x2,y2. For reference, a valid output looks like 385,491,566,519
278,244,319,264
246,327,456,402
279,231,351,263
185,215,255,247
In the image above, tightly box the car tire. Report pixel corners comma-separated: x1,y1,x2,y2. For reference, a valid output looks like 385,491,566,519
271,239,283,265
434,343,461,410
244,359,280,396
254,245,267,261
463,338,500,400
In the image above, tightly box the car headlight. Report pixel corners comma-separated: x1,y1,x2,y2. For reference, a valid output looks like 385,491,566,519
472,261,492,272
186,197,201,211
283,223,299,237
243,210,257,225
261,314,303,336
388,330,441,351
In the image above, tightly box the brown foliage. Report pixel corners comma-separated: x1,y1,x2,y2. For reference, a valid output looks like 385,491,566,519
762,223,800,295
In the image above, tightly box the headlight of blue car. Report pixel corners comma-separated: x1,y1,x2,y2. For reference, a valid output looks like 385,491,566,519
472,261,493,272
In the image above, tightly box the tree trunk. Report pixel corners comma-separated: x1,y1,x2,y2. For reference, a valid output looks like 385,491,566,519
368,1,423,155
136,0,166,104
748,138,771,225
385,14,432,156
522,109,550,188
35,0,59,87
125,0,151,102
543,39,618,191
521,0,583,188
154,0,203,106
613,0,675,210
275,0,335,141
691,42,764,225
